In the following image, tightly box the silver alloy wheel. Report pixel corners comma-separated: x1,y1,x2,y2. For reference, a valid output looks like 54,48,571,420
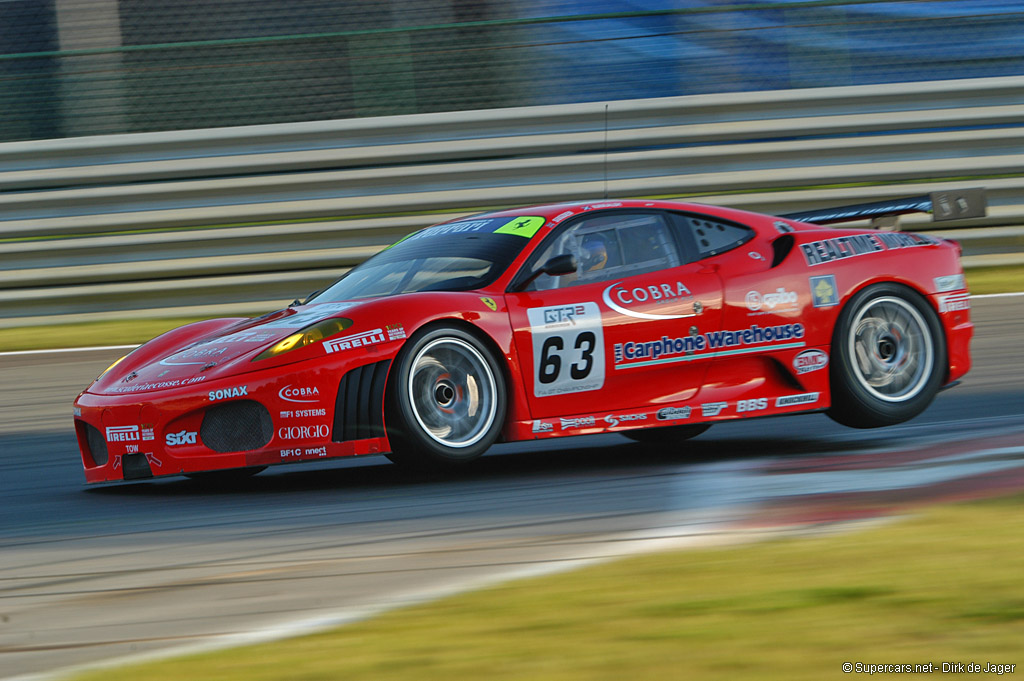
847,296,934,403
407,337,498,448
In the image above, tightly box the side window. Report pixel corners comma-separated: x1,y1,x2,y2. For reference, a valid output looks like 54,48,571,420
524,212,681,291
680,214,754,259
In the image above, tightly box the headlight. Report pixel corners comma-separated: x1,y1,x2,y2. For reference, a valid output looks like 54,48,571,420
97,354,128,380
253,318,353,361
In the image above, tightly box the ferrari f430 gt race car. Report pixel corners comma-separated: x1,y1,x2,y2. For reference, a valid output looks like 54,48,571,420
73,193,978,482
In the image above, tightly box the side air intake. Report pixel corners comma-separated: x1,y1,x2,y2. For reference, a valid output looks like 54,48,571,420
333,360,391,442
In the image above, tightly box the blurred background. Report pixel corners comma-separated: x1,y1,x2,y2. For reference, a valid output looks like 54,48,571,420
0,0,1022,331
3,0,1024,140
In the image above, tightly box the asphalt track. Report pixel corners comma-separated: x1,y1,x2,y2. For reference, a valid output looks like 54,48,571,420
2,296,1023,680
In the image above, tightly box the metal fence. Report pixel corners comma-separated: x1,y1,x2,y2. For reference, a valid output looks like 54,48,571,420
2,1,1024,142
0,75,1021,328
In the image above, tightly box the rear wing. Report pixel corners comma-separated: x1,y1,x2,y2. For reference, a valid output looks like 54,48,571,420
780,188,987,229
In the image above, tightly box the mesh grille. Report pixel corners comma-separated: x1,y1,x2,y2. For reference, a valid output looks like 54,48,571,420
333,360,390,442
200,400,273,453
83,422,108,466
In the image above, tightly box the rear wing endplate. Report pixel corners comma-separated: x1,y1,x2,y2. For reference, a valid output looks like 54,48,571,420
780,188,987,229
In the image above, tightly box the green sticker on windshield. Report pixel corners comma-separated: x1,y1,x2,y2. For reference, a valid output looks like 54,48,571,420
494,216,545,238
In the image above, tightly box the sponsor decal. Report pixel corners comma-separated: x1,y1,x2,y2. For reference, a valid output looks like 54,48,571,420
279,385,321,403
736,398,768,413
775,392,819,407
73,406,82,417
602,281,695,320
615,335,705,363
810,275,839,308
705,323,804,350
105,425,139,442
407,219,494,241
141,424,155,441
603,413,647,428
793,349,829,374
260,302,356,329
542,304,587,327
560,416,596,430
157,346,227,367
218,330,278,343
582,202,623,211
277,424,331,440
701,402,728,417
938,292,971,313
801,234,884,266
480,297,498,312
614,323,806,369
181,346,228,359
494,216,545,238
386,323,407,341
748,251,765,261
280,446,328,459
551,210,575,224
122,371,138,383
801,232,940,266
774,221,795,233
531,420,553,433
657,406,691,421
528,303,605,397
114,378,194,393
280,408,329,419
324,328,386,354
745,287,798,314
111,376,206,394
165,430,198,446
209,386,248,401
934,274,966,293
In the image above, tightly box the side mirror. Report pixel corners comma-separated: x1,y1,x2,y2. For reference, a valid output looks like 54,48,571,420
542,253,578,276
512,253,578,292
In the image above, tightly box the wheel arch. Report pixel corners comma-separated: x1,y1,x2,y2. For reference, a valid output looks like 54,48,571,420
386,316,516,441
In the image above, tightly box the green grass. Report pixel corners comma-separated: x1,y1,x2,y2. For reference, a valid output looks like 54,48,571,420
0,266,1018,353
964,265,1024,296
0,317,214,352
71,494,1024,681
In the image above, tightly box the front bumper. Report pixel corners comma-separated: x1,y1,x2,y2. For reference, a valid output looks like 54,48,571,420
74,359,392,483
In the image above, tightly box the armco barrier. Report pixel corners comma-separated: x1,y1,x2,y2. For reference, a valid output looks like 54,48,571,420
0,75,1022,328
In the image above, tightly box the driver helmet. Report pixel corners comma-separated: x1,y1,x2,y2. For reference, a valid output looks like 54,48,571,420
580,234,609,272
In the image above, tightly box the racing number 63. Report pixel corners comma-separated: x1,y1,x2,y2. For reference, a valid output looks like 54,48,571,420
538,331,596,384
528,303,605,397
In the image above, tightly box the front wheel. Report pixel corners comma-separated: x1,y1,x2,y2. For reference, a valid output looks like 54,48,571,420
827,283,945,428
385,326,506,467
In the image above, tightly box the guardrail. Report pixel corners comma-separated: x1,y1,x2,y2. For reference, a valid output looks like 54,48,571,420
1,75,1022,328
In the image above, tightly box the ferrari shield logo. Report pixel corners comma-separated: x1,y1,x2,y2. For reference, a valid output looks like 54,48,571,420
480,297,498,311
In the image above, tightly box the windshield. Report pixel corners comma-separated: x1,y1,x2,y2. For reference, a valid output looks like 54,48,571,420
308,216,543,302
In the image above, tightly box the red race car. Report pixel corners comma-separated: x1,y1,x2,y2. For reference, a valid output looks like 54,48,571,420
73,195,977,482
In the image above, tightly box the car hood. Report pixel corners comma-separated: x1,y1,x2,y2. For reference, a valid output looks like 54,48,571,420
89,301,365,396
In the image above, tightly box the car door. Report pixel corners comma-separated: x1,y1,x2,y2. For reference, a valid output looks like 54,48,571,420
505,210,723,420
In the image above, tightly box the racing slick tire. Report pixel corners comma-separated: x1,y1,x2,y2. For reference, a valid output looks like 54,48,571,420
827,283,945,429
385,326,507,468
622,423,711,443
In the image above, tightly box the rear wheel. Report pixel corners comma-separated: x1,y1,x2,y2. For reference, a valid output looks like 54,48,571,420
622,423,711,443
827,283,944,428
385,327,506,467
